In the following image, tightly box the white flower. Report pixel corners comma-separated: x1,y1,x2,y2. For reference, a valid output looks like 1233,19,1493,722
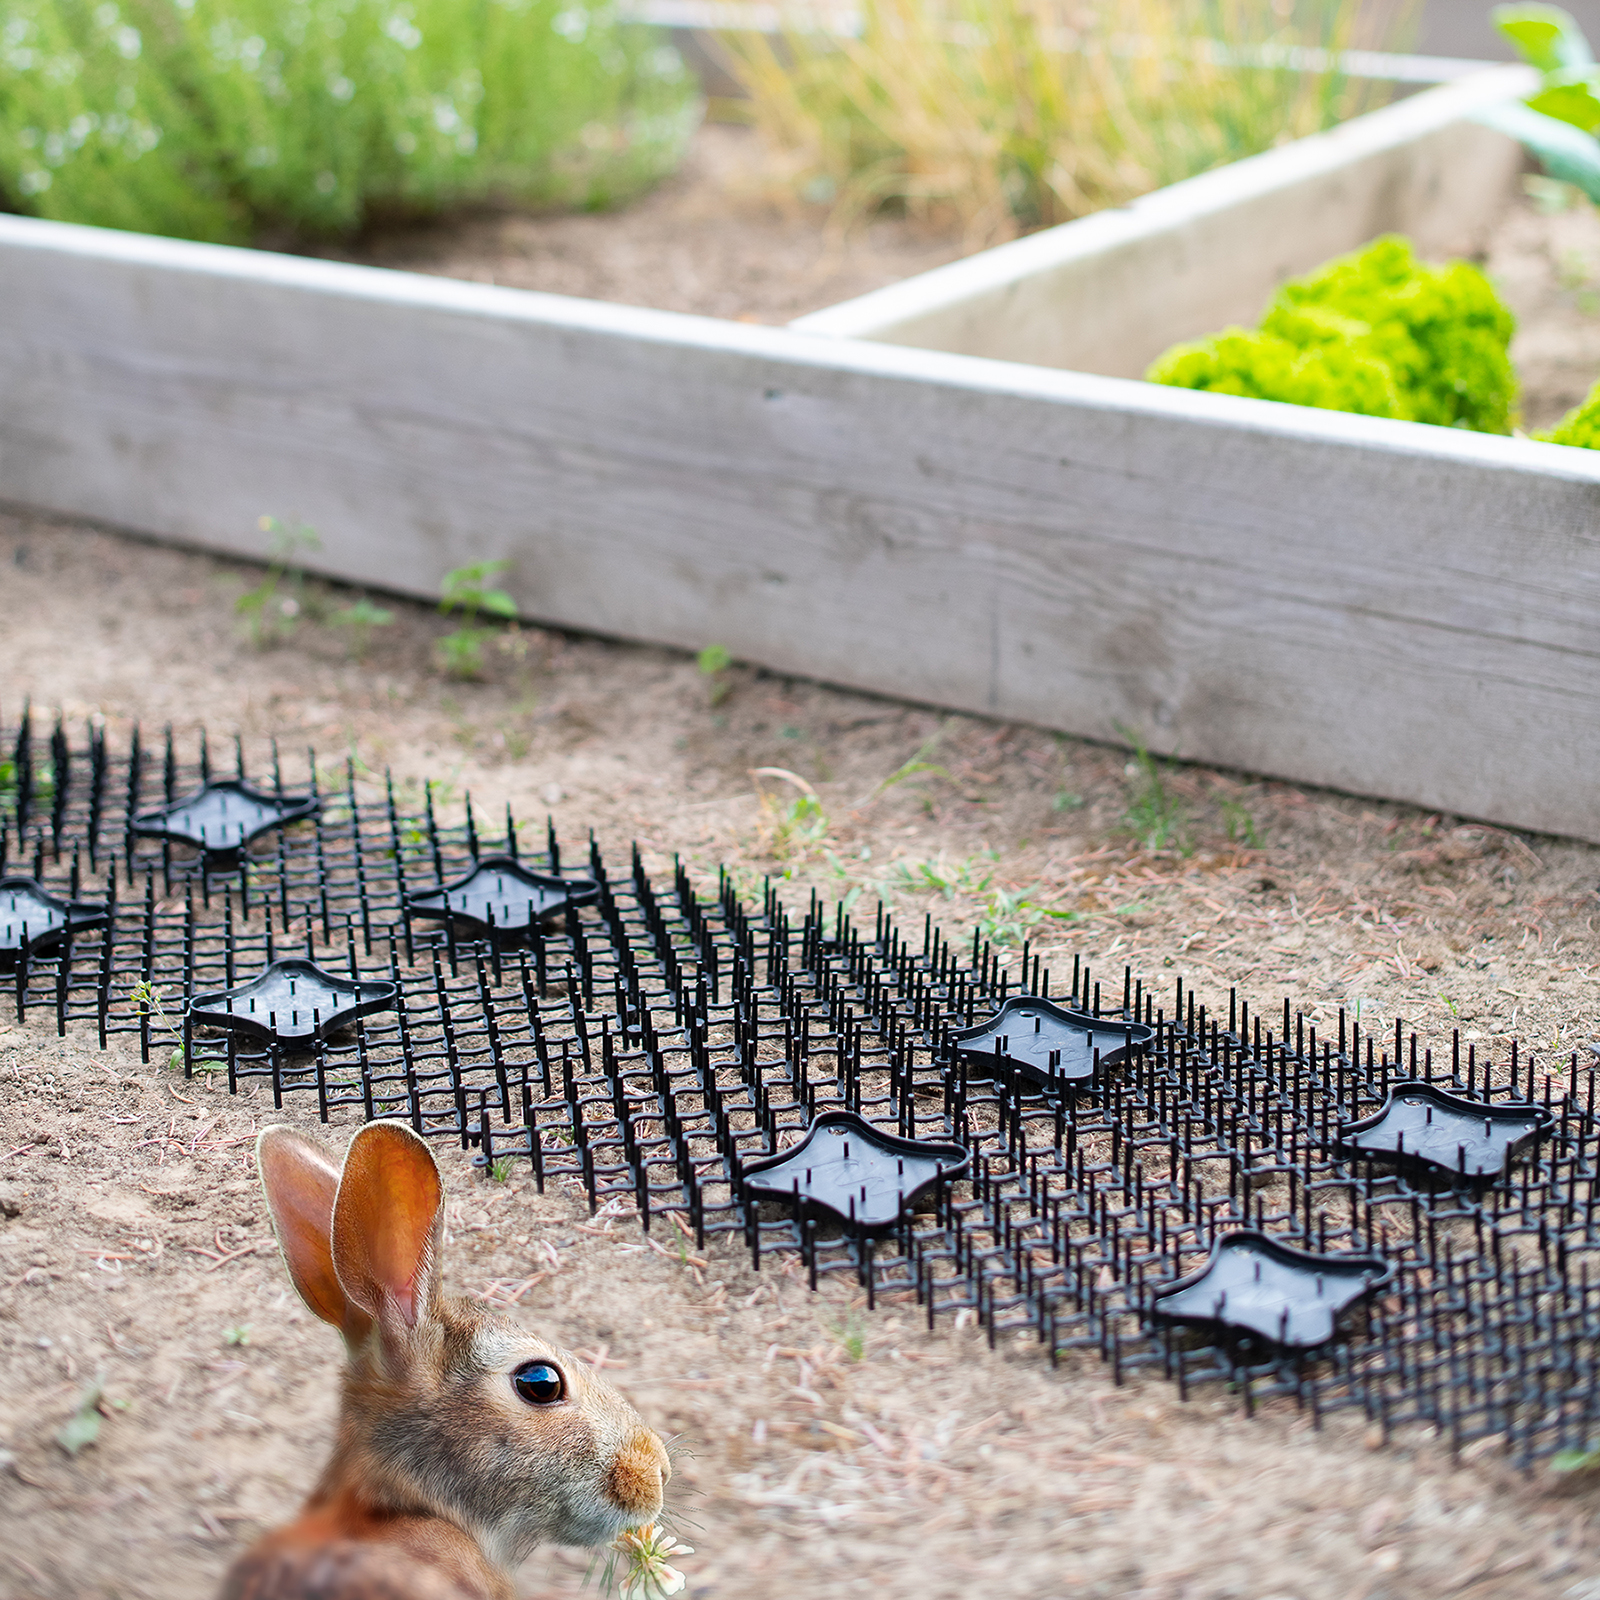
612,1523,694,1600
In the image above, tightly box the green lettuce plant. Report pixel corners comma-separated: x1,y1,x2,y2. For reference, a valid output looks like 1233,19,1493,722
1146,235,1517,432
0,0,699,243
1473,4,1600,203
1537,379,1600,445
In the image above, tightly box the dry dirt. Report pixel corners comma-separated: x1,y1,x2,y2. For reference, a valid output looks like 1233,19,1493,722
2,510,1600,1600
320,122,968,326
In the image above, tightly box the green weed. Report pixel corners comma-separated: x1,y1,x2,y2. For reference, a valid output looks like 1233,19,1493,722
884,850,997,899
236,516,320,648
980,885,1043,949
752,768,828,867
1220,798,1259,846
224,1324,252,1347
770,794,829,861
698,643,733,705
56,1374,107,1457
1119,730,1191,854
437,560,516,679
872,731,951,799
330,595,394,661
0,754,54,821
829,1310,868,1361
129,980,187,1071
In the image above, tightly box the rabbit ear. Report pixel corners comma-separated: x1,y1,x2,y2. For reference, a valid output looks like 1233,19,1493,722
256,1127,371,1343
330,1121,444,1332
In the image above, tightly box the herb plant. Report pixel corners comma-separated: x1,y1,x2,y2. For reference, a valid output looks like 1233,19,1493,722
0,0,699,243
1147,236,1517,432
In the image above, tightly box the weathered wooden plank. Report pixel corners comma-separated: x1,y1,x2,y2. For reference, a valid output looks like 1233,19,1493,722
792,67,1533,378
1,214,1598,842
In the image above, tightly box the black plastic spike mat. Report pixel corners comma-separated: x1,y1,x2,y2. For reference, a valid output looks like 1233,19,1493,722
5,707,1600,1467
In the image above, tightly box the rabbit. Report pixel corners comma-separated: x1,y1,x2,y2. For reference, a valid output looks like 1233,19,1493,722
221,1120,671,1600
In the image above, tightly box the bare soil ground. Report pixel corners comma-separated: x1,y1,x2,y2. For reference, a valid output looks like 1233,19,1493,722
321,122,968,326
2,510,1600,1600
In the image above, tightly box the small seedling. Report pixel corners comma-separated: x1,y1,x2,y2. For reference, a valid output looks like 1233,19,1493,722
56,1374,107,1457
437,560,517,679
489,1157,512,1183
980,885,1043,950
330,595,394,660
885,850,997,899
871,731,951,799
129,980,187,1071
751,768,828,866
1220,798,1259,846
697,643,732,705
0,754,54,821
236,516,321,648
224,1324,252,1347
1118,727,1190,854
1052,789,1085,812
829,1310,868,1361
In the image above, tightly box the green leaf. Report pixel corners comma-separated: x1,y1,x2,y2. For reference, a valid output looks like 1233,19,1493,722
1528,71,1600,130
1473,99,1600,203
57,1377,106,1457
1552,1445,1600,1473
1494,3,1595,72
480,590,518,619
697,643,732,675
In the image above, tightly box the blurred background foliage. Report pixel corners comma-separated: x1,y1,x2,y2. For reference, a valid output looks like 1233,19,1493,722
718,0,1413,244
0,0,700,243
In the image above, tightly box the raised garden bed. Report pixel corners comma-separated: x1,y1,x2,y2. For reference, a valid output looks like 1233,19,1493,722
3,62,1598,845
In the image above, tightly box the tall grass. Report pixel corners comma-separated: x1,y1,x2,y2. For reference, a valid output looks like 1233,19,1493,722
720,0,1411,243
0,0,700,243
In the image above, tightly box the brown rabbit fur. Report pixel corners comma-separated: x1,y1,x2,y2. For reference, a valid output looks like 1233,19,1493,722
221,1121,669,1600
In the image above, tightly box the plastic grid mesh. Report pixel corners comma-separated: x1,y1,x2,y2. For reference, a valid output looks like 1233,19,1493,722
4,708,1598,1467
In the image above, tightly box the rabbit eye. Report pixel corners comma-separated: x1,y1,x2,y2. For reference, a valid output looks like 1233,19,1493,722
512,1361,564,1406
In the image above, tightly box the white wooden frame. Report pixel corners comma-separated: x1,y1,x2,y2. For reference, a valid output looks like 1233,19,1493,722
4,65,1599,844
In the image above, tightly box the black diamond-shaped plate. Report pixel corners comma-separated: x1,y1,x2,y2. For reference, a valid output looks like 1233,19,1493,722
741,1110,969,1230
1337,1081,1554,1179
405,855,598,939
187,959,398,1044
133,780,318,865
0,876,108,968
1151,1231,1394,1350
950,994,1155,1087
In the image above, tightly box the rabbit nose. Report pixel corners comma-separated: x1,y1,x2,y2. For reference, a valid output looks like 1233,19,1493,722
606,1426,670,1516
